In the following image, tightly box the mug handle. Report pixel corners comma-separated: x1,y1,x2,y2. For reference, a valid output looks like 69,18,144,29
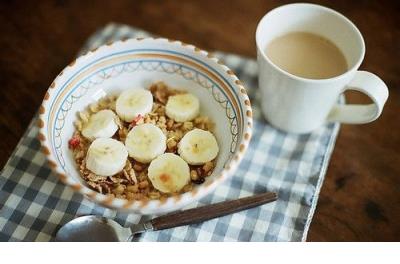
327,71,389,124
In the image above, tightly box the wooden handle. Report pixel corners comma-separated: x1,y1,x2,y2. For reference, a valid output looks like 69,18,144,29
151,192,277,231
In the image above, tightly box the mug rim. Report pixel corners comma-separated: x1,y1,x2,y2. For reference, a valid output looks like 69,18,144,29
255,3,366,84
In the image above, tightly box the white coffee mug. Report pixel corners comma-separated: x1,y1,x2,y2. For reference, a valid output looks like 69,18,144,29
256,3,389,133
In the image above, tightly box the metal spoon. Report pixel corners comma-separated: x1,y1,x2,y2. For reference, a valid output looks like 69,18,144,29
56,192,277,241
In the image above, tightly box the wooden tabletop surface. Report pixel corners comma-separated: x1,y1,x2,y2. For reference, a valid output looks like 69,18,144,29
0,0,399,241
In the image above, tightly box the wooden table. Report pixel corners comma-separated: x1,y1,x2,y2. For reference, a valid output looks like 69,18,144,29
1,0,399,241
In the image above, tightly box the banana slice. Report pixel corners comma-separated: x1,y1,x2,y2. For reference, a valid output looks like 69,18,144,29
148,153,190,193
125,123,166,163
81,109,119,141
178,128,219,165
165,93,200,122
86,138,128,177
116,88,153,122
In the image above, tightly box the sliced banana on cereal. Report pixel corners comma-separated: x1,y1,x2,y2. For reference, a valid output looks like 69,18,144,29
148,153,190,193
116,88,153,122
81,109,119,141
165,93,200,122
178,128,219,165
125,123,166,163
86,138,128,177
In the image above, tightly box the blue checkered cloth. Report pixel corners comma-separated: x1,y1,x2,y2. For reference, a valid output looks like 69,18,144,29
0,24,340,241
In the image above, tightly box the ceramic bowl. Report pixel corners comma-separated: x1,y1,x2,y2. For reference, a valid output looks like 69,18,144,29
38,38,253,214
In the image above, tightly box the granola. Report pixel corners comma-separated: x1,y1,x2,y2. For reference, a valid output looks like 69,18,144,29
70,82,216,200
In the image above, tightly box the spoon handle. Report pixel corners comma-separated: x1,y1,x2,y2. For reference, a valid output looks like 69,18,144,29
150,192,277,231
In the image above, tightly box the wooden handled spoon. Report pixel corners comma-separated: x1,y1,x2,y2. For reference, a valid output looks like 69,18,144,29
56,192,277,241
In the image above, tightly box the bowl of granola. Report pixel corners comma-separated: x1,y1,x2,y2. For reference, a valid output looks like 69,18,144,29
38,38,253,214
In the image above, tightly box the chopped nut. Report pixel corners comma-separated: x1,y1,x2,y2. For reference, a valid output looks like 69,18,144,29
108,94,117,101
126,184,139,193
144,116,156,125
123,169,137,184
79,111,90,123
175,130,183,140
139,180,149,189
183,184,193,192
136,117,144,125
157,122,167,130
130,169,138,184
194,116,212,130
149,192,161,199
99,183,112,194
194,116,205,124
151,103,159,112
190,170,199,181
156,105,166,115
133,193,143,200
74,120,83,131
124,160,132,170
98,98,109,108
118,127,128,141
109,101,116,111
86,173,105,182
150,82,169,104
109,175,124,184
113,185,125,195
167,138,177,151
79,160,86,170
158,116,166,124
168,130,183,141
203,161,214,173
75,150,85,159
133,163,143,172
138,172,147,181
89,103,99,113
173,122,183,129
140,188,149,195
114,116,123,129
126,192,135,200
182,121,193,131
159,195,168,203
167,119,174,129
87,181,98,189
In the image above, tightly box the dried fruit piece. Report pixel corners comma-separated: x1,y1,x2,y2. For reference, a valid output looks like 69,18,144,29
129,114,144,128
68,136,80,149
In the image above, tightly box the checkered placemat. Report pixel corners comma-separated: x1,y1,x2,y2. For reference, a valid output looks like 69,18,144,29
0,24,340,241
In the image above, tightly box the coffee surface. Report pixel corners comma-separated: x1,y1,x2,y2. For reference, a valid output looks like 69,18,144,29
266,32,348,79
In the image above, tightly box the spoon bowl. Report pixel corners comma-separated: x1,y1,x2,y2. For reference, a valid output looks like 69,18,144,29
56,215,132,242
